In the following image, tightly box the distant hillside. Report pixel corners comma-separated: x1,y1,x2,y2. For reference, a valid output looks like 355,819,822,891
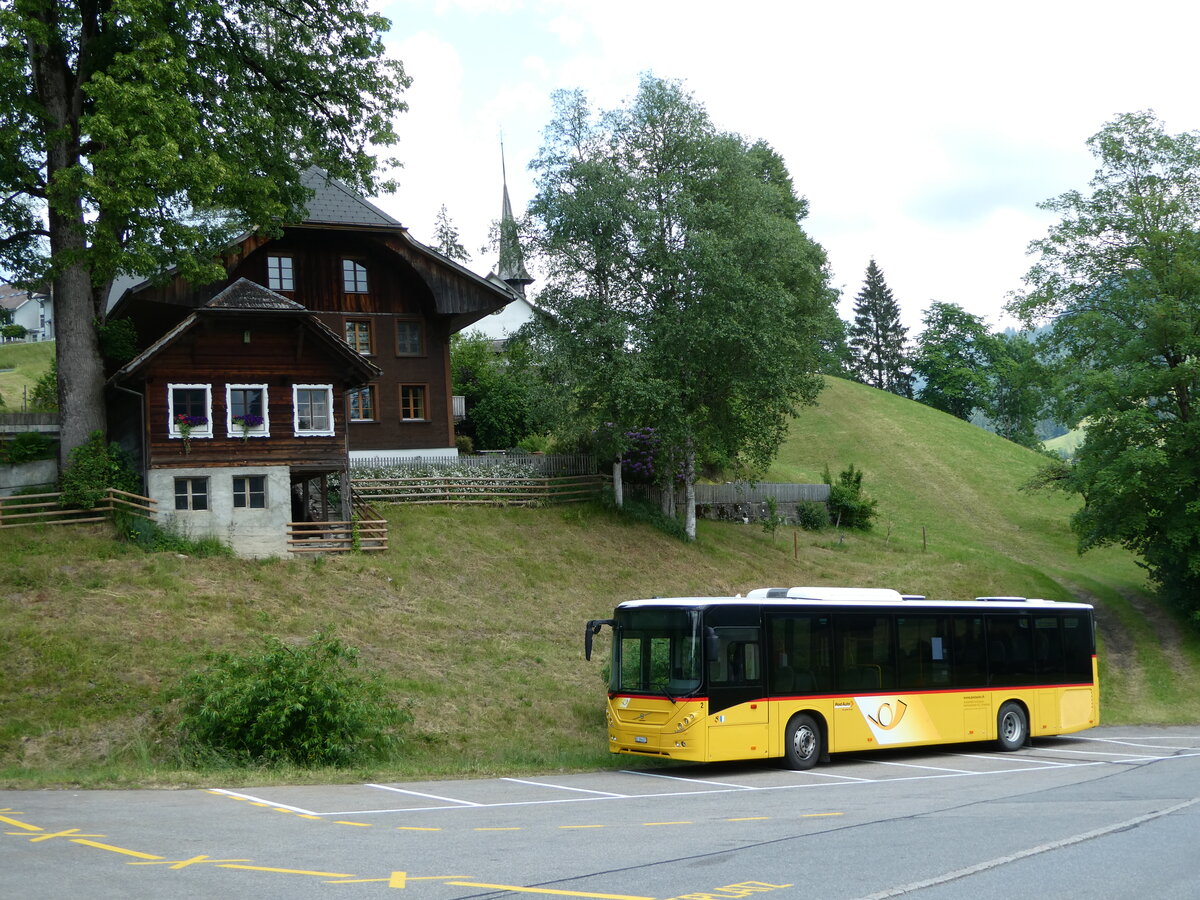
1045,427,1086,459
1,375,1198,787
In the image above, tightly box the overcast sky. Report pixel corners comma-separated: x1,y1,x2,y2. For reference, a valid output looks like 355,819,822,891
371,0,1200,332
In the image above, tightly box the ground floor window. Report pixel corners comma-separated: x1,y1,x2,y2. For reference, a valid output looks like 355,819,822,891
233,475,267,509
174,477,209,510
348,385,376,422
400,384,427,421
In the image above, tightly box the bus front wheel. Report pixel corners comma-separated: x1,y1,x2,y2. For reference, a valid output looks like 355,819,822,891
784,714,823,770
996,702,1028,751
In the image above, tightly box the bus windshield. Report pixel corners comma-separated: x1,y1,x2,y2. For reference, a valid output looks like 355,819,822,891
613,607,703,697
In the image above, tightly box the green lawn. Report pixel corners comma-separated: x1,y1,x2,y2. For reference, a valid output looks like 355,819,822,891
0,340,54,410
1,374,1197,788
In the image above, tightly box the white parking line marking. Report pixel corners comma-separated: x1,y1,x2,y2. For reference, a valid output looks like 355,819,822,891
947,752,1073,767
366,784,482,806
1073,736,1200,750
1035,748,1163,760
209,789,318,815
503,778,629,798
862,760,974,774
620,770,755,789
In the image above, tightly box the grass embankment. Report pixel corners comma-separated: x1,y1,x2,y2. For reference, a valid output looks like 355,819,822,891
2,376,1198,788
0,340,53,410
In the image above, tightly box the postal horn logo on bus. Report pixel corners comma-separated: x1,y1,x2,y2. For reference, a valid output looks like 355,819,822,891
857,696,941,745
867,699,908,731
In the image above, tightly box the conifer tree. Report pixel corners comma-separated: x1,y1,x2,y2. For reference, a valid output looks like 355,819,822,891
848,260,912,396
433,205,471,263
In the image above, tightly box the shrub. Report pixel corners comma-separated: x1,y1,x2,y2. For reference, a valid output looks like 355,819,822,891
2,431,55,464
114,510,232,557
175,629,411,767
59,430,140,509
455,433,474,454
0,323,27,340
824,463,878,530
28,360,57,411
795,500,828,531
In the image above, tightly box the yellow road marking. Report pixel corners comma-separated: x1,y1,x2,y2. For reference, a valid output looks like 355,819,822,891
131,855,250,869
72,840,162,859
801,813,843,818
333,820,373,827
220,864,356,876
14,828,105,843
448,882,655,900
390,871,407,888
296,814,322,820
326,874,469,885
727,817,770,822
0,815,39,831
396,826,442,831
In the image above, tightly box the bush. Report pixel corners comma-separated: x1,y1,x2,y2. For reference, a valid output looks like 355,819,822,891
2,431,56,464
28,360,57,411
59,430,140,509
455,433,474,455
1,323,27,340
114,510,232,557
795,500,828,531
824,463,878,530
175,629,411,767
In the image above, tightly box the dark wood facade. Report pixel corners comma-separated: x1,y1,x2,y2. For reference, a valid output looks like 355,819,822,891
109,173,516,457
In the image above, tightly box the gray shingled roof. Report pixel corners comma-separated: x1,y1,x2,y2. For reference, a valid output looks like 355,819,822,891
300,167,402,228
204,278,305,311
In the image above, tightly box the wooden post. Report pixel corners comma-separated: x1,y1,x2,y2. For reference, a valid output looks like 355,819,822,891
922,526,927,552
793,529,798,560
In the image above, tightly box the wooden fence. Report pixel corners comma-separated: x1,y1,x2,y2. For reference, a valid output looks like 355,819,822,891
0,487,156,528
287,499,389,554
351,473,604,506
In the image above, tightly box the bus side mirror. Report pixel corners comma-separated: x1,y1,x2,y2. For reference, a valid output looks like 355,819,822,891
584,619,614,661
706,627,721,662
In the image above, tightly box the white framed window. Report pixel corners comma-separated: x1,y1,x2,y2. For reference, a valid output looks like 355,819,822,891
233,475,267,509
267,255,294,291
168,383,213,439
226,384,270,439
293,384,334,436
342,259,368,293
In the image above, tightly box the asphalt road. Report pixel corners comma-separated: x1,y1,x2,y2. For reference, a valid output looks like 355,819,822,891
2,725,1198,899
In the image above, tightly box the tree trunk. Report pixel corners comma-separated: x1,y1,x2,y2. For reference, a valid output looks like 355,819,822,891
683,445,697,540
612,460,623,508
28,11,109,470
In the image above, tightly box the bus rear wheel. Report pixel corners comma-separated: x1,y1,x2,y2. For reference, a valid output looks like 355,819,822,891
996,702,1027,751
784,714,822,770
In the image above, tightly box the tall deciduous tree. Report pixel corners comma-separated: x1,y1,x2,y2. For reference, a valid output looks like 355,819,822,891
912,301,991,420
848,260,912,396
528,76,833,538
984,331,1050,449
0,1,409,466
1008,110,1200,621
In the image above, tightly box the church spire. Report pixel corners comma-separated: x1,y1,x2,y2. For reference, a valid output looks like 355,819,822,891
497,139,533,297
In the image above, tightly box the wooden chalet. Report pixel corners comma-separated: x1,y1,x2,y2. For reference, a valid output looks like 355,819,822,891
108,278,382,557
108,167,520,461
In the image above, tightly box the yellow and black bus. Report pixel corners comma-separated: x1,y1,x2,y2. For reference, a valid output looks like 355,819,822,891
584,587,1097,768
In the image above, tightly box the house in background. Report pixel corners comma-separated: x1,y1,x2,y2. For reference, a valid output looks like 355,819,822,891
108,279,380,558
0,282,54,342
108,168,521,461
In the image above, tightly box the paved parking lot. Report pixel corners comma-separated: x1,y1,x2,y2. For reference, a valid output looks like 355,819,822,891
3,727,1199,899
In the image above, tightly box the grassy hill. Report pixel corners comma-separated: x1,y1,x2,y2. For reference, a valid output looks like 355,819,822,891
0,340,53,410
2,376,1198,787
